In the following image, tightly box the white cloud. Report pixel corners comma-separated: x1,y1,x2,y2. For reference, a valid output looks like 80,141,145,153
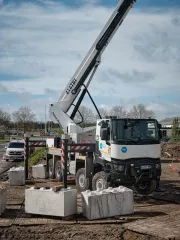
0,1,180,120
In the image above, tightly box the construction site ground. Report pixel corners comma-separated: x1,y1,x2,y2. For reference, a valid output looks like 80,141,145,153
0,158,180,239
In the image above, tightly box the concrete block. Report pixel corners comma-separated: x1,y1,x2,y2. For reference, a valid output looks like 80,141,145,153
25,187,77,217
32,164,48,179
8,166,25,186
0,185,7,216
81,186,134,220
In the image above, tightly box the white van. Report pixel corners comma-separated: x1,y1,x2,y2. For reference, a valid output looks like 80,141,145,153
5,140,24,162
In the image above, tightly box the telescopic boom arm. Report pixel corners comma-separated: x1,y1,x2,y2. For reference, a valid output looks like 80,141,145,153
50,0,136,133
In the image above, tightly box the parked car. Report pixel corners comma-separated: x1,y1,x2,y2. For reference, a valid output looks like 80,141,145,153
5,140,24,162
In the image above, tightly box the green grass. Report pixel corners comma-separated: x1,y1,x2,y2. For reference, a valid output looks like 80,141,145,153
20,148,46,168
0,138,9,144
10,136,23,140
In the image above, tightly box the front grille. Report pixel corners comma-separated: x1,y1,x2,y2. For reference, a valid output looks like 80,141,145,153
9,151,23,155
139,159,153,164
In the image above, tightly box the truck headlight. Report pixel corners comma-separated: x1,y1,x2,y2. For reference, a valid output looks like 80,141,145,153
113,164,124,172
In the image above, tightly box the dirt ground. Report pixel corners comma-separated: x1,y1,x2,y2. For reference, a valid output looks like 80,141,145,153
0,158,180,239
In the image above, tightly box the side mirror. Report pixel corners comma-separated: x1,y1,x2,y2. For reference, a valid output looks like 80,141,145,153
100,128,108,141
5,146,7,149
158,123,162,129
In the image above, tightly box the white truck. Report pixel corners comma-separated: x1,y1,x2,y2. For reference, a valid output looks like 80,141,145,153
46,0,162,195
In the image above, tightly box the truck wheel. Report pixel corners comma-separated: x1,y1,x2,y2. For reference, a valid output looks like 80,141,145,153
92,171,108,191
75,168,90,191
48,158,54,179
135,180,157,195
55,160,62,182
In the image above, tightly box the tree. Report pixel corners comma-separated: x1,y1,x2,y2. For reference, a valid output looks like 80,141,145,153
95,108,109,119
128,104,156,119
12,106,36,133
0,109,11,138
0,109,11,127
171,118,180,142
74,105,95,127
110,106,127,118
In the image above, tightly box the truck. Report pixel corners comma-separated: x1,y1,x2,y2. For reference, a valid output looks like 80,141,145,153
46,0,162,195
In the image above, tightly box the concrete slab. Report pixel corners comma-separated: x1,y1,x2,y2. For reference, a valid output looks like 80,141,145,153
81,186,134,220
25,187,77,217
0,219,13,227
8,166,25,186
0,185,7,216
32,164,48,179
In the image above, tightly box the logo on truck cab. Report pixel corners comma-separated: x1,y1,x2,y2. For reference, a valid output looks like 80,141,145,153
121,146,127,153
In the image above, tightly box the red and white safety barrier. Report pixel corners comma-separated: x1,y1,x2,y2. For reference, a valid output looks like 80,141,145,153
30,142,46,147
24,137,27,162
71,145,90,151
61,140,65,172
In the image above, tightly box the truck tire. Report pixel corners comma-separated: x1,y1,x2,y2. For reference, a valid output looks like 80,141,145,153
135,179,157,195
48,158,54,179
55,160,62,182
92,171,108,191
75,168,90,192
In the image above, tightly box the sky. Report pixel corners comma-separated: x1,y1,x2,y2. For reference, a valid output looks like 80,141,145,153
0,0,180,121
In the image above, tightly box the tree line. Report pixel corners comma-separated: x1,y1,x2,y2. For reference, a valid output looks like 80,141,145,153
0,104,155,135
75,103,155,126
0,106,52,135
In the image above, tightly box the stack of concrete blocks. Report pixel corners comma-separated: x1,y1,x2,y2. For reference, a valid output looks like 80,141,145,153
25,187,77,217
0,185,7,216
32,164,48,179
8,166,25,186
81,186,134,220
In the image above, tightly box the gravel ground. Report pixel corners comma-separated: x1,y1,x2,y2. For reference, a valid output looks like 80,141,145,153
0,160,180,240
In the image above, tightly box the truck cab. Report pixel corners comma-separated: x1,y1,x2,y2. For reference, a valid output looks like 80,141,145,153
93,117,162,194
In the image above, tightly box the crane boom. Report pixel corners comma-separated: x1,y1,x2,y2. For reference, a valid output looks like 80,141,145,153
50,0,136,133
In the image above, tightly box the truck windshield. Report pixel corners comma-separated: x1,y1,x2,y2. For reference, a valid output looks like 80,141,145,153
8,142,24,148
111,119,159,144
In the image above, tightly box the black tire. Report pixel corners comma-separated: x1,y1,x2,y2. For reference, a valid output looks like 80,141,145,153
75,168,90,192
55,160,62,182
135,179,157,195
48,158,54,179
92,171,108,191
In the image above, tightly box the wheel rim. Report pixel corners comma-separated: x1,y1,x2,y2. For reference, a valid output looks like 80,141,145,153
96,179,104,190
138,181,149,190
79,174,86,188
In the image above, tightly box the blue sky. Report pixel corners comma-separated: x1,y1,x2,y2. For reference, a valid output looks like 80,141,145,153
0,0,180,120
2,0,180,8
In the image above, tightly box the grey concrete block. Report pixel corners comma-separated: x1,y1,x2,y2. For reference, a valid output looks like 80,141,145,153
25,187,77,217
81,186,134,220
32,164,48,179
8,166,25,186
